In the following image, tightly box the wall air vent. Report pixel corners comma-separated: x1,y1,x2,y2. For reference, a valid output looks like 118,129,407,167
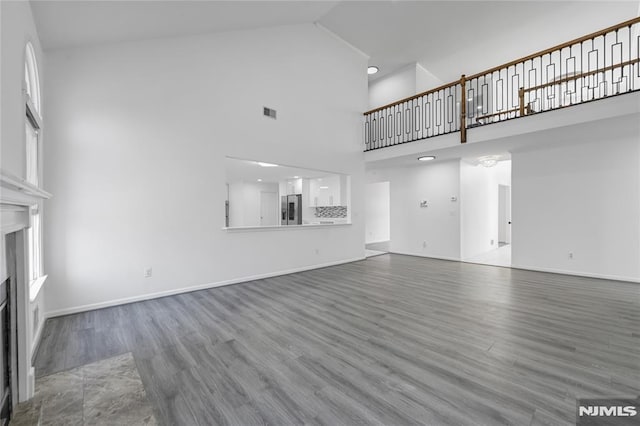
263,107,277,119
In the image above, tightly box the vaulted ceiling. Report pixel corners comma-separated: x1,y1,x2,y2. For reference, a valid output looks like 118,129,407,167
31,1,639,82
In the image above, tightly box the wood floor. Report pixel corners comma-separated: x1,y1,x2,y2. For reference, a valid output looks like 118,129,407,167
34,254,640,425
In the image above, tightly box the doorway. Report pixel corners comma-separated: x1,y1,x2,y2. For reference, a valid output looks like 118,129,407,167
260,191,279,226
365,181,390,257
460,159,512,267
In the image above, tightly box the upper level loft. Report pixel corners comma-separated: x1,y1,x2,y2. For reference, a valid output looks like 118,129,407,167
363,17,640,152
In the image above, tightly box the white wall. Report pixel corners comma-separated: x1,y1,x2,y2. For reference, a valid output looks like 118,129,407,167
368,64,416,110
0,0,47,363
365,181,390,244
367,160,461,260
43,23,368,315
512,115,640,281
460,160,510,259
416,63,444,93
368,63,444,110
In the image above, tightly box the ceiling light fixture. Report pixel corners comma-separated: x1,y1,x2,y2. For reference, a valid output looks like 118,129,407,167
257,178,263,182
478,155,499,168
319,186,329,189
293,176,299,179
256,162,278,167
418,156,436,161
367,66,379,75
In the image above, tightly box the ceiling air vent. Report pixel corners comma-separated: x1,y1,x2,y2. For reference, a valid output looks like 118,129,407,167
263,107,277,119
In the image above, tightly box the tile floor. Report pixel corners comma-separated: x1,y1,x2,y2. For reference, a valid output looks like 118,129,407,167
10,353,155,425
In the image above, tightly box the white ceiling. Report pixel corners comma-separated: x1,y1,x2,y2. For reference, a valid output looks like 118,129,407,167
31,1,639,83
321,1,640,82
30,1,340,50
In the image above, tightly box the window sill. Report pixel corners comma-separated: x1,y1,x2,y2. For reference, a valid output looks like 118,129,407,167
29,274,47,302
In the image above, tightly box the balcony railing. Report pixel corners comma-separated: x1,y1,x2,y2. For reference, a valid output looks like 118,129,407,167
364,17,640,152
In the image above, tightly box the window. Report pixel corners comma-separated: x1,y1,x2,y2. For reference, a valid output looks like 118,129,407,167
24,42,45,297
24,42,40,115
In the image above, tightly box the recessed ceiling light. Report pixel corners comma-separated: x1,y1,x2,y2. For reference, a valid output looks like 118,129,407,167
257,178,263,182
256,162,278,167
293,176,299,179
418,156,436,161
367,66,379,75
319,186,329,189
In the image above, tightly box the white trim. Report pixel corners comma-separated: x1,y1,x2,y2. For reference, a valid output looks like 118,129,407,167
0,169,52,202
389,251,639,283
28,274,47,302
45,256,366,318
30,309,47,361
388,250,461,262
223,222,352,232
365,239,390,245
510,264,640,284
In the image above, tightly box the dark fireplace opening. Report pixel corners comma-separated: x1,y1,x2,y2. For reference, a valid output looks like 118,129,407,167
1,232,18,425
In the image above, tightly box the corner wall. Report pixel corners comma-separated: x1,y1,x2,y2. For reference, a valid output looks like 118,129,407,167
511,115,640,281
367,160,461,260
43,23,368,315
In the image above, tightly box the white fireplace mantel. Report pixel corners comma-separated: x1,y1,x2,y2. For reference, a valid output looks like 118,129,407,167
0,169,52,208
1,168,52,402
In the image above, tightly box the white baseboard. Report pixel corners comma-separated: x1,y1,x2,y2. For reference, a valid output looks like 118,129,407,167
30,312,47,363
389,250,461,262
365,239,390,245
390,252,640,283
45,256,366,318
510,263,640,284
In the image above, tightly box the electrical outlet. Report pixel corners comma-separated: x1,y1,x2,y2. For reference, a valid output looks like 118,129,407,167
491,239,494,245
315,249,320,255
422,241,427,248
568,252,574,260
144,267,153,278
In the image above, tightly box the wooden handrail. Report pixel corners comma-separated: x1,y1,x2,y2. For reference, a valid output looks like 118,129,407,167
466,16,640,80
363,17,640,116
523,58,640,93
475,108,521,123
364,79,459,115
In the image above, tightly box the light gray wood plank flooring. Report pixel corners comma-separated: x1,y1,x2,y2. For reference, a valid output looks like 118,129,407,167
34,254,640,425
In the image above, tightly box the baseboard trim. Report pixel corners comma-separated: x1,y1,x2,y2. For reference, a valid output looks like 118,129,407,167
30,313,47,364
510,263,640,284
365,239,390,245
388,250,461,262
390,252,639,283
45,256,366,318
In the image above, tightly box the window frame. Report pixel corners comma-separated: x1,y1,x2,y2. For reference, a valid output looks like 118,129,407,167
24,42,46,300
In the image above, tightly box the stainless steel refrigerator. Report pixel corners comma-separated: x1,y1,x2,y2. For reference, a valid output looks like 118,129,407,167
281,194,302,225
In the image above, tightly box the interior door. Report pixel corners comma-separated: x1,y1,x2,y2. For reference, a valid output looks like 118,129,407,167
498,184,512,244
260,192,278,226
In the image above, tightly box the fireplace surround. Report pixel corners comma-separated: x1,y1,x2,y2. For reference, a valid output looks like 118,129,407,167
0,170,51,414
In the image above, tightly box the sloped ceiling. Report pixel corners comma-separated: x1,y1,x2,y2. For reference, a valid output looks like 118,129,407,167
31,1,639,82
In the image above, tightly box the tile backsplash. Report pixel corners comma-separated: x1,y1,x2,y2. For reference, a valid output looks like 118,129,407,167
314,206,347,218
